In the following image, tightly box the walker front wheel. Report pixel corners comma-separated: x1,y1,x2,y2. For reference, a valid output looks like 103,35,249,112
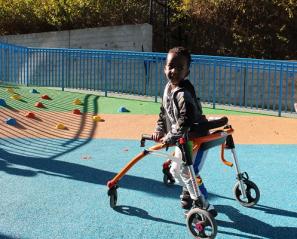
108,185,118,208
162,160,175,186
233,180,260,207
163,173,175,186
186,208,217,239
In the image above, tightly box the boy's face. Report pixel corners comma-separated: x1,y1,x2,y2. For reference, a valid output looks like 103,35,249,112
164,52,189,85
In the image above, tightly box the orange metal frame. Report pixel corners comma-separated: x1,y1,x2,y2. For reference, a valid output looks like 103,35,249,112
107,127,234,189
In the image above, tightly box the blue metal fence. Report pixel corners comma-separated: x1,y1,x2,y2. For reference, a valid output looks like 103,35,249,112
1,42,296,116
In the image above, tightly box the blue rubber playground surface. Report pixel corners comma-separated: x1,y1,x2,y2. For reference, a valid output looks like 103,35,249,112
0,137,297,239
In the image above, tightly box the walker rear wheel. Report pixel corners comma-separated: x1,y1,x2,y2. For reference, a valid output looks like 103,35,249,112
186,208,217,239
108,186,118,208
233,180,260,207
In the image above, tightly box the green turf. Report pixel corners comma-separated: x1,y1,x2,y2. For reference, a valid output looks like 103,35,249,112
0,84,270,115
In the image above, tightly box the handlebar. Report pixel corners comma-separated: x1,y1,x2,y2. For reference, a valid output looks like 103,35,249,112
140,134,153,147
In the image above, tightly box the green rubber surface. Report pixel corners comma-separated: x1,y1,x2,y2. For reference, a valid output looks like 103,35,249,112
0,84,268,115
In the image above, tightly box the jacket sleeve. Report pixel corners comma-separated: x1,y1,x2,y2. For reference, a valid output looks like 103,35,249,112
163,92,193,144
155,104,166,133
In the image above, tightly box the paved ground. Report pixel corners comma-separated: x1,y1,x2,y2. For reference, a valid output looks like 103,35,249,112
1,85,297,239
1,139,296,239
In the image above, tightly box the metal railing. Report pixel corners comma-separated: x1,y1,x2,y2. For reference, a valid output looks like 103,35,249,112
1,42,296,116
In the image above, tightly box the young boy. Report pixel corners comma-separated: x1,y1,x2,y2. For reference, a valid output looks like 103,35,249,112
152,46,217,217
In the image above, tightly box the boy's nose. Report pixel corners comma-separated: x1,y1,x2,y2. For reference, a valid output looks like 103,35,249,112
170,68,177,74
168,69,174,77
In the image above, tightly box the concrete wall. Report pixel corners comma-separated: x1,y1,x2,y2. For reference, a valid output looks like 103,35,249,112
0,24,152,52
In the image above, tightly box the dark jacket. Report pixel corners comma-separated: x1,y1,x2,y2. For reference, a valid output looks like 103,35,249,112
155,80,207,144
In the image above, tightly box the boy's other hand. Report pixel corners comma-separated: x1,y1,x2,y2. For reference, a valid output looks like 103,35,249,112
152,131,164,142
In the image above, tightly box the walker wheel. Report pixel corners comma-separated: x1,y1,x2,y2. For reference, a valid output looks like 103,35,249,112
186,208,217,239
163,173,175,186
108,186,118,208
233,179,260,207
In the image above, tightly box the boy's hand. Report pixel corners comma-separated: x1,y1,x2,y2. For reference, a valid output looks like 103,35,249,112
159,137,166,144
152,131,164,142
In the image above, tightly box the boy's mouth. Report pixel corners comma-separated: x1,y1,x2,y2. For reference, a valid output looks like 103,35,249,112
168,77,179,84
168,74,177,81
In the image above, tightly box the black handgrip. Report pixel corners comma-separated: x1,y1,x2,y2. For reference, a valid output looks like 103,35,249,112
142,134,153,140
140,134,153,147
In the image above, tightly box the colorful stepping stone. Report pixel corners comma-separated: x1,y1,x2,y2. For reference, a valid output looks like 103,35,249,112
92,115,103,122
30,89,39,94
0,99,6,106
35,102,45,108
11,94,21,100
25,112,36,119
118,106,130,112
41,94,51,100
55,123,66,129
73,98,82,105
72,109,81,115
5,117,17,126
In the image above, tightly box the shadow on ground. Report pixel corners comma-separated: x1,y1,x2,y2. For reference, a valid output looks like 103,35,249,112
216,204,297,239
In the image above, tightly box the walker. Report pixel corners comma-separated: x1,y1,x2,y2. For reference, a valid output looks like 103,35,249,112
107,117,260,239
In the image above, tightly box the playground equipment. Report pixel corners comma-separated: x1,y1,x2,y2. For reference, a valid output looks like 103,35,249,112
92,115,101,122
5,117,17,126
11,94,21,100
35,102,45,108
55,123,66,130
107,117,260,239
41,94,51,100
118,106,130,112
25,112,36,119
30,89,39,94
73,99,82,105
72,109,81,115
92,115,103,122
0,99,7,106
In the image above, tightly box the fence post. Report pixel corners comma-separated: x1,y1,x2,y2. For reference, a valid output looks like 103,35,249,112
104,56,110,97
3,47,7,83
61,50,65,91
155,58,158,103
144,60,149,96
212,62,216,109
243,63,247,107
278,64,283,117
26,48,29,86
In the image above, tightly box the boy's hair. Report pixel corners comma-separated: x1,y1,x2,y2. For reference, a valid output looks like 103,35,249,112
168,46,192,68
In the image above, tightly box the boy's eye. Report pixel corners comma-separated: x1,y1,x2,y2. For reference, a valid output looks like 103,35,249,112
166,65,184,71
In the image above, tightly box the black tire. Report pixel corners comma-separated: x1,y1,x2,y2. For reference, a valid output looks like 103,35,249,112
233,180,260,207
186,208,217,239
108,187,118,208
163,173,175,186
